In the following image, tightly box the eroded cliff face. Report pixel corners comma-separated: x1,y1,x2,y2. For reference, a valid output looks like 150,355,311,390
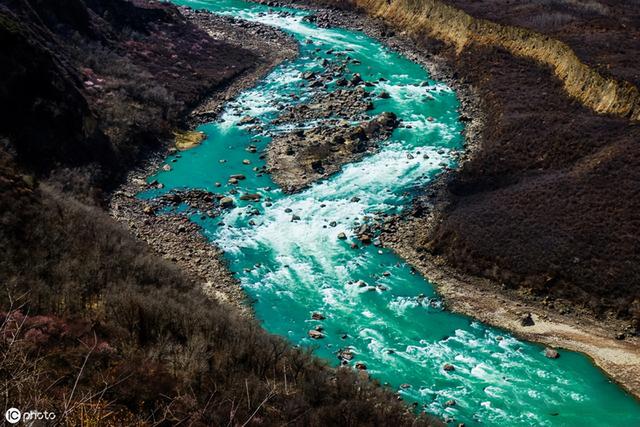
334,0,640,120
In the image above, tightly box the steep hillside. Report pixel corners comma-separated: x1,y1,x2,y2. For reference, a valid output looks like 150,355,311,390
0,0,255,185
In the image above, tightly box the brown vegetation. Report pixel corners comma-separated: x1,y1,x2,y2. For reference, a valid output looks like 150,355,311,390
0,152,432,424
0,0,256,188
0,0,439,424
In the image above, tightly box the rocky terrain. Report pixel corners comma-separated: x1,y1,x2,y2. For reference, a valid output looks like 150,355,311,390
267,79,399,191
288,0,640,336
0,0,440,424
109,8,301,312
262,0,640,396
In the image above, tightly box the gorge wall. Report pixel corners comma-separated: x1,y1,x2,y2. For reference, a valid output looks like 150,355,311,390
321,0,640,120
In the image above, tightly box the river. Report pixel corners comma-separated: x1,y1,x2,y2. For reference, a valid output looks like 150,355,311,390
141,0,640,425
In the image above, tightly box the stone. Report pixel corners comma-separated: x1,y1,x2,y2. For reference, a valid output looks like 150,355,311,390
378,91,390,99
545,348,560,359
230,174,246,180
228,177,239,185
339,349,354,360
162,164,171,171
311,312,325,320
337,232,347,240
220,197,234,208
360,235,372,245
238,116,256,125
243,159,251,165
329,221,337,227
240,193,262,202
308,330,324,339
291,214,301,221
520,313,535,326
355,362,367,370
443,363,455,372
444,399,456,407
400,383,411,389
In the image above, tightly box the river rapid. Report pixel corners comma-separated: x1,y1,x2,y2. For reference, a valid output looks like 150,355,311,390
141,1,640,425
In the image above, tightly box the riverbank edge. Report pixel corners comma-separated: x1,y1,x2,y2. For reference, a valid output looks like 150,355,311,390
255,0,640,399
109,11,299,314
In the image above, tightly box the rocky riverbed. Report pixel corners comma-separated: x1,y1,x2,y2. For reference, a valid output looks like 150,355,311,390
109,8,298,312
255,0,640,399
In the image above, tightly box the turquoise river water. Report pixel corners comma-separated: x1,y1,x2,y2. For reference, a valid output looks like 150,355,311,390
142,0,640,425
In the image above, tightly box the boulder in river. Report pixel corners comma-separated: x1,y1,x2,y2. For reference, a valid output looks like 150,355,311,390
337,232,347,240
240,193,261,201
311,312,325,320
220,197,234,208
238,116,257,125
338,349,354,361
545,348,560,359
308,330,324,339
355,362,367,370
443,363,455,372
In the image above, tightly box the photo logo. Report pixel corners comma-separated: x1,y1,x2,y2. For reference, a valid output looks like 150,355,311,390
4,408,56,424
5,408,21,424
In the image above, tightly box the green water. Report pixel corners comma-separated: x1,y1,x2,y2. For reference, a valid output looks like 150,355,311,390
142,1,640,425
